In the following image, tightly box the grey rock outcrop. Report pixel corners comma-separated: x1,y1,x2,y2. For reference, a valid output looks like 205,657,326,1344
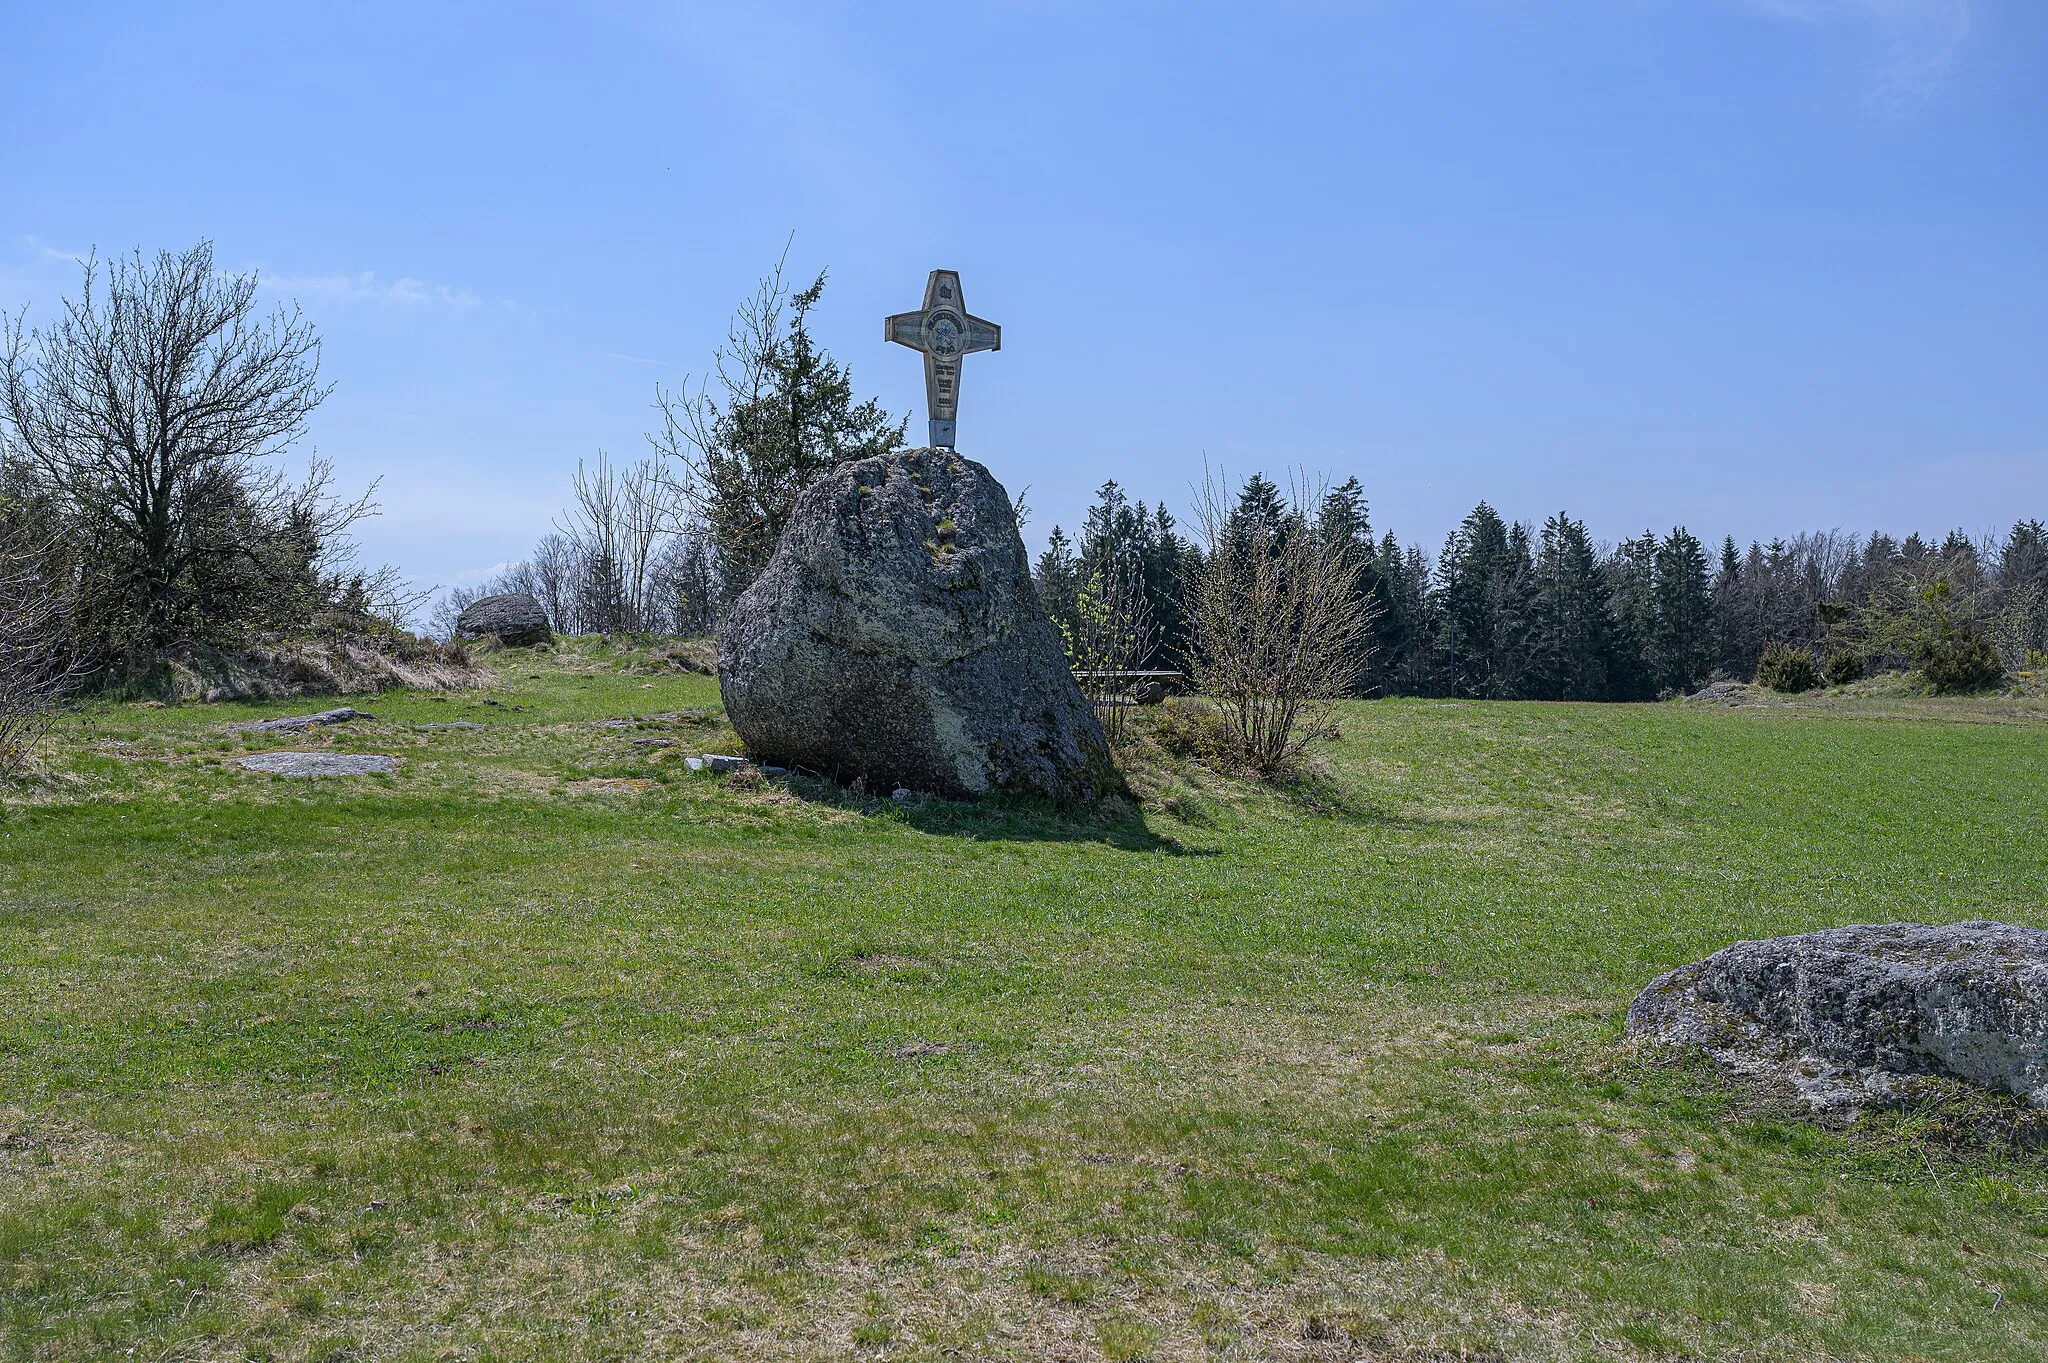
455,593,551,646
1627,921,2048,1113
719,448,1114,803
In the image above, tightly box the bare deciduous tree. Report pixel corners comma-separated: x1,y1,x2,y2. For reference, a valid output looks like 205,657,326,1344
0,242,372,662
549,451,677,634
0,528,79,778
1184,469,1377,775
527,533,579,634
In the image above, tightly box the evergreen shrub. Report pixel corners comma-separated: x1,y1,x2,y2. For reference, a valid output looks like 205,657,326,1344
1920,627,2003,693
1822,650,1865,687
1756,644,1818,693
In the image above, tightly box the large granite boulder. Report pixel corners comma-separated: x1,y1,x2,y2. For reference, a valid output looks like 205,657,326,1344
719,447,1114,803
1627,921,2048,1113
455,593,551,646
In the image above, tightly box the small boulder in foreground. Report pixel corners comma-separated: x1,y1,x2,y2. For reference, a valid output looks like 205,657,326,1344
1627,921,2048,1113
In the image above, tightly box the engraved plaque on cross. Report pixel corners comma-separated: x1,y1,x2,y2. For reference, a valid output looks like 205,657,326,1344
885,269,1001,449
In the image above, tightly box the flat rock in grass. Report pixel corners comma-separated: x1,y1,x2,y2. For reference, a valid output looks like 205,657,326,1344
234,752,400,778
1627,921,2048,1113
228,707,373,733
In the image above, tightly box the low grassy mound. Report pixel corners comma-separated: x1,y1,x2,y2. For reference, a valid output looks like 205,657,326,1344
3,642,2046,1360
109,632,487,704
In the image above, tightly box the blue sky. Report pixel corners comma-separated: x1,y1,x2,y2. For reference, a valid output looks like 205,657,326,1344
4,1,2043,602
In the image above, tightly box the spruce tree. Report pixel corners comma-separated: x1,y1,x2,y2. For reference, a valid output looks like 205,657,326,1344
1075,480,1190,669
2002,520,2048,594
1033,525,1081,640
1369,531,1424,695
1604,532,1659,700
1710,536,1746,679
1403,543,1441,694
1316,478,1380,693
1650,527,1713,694
1078,480,1137,575
1139,503,1191,669
650,267,904,600
1227,474,1287,539
1316,478,1370,547
577,550,631,634
1999,520,2048,662
1496,522,1538,698
1530,513,1614,700
1438,503,1531,698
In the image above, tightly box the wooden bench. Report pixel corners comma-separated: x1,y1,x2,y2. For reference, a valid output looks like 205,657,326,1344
1070,670,1184,705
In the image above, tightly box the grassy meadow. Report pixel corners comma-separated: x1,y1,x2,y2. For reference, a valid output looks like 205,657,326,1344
3,640,2047,1361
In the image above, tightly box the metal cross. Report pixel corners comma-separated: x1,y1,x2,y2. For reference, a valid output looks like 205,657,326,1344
885,269,1001,449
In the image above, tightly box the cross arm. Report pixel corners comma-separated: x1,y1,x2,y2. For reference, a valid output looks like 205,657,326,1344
960,315,1001,353
885,312,926,349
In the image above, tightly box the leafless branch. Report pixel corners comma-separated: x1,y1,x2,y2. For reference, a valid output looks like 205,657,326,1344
0,529,82,778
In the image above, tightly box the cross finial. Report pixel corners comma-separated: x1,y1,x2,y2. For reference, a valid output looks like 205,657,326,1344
885,270,1001,449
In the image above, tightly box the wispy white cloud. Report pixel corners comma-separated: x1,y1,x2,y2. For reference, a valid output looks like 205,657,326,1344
450,560,522,585
260,270,483,309
1739,0,1976,109
25,239,89,265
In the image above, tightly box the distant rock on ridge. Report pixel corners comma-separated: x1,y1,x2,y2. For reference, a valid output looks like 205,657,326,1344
455,593,551,646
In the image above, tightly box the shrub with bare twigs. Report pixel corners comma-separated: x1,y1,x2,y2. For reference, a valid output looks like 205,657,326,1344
0,528,78,778
1183,470,1377,776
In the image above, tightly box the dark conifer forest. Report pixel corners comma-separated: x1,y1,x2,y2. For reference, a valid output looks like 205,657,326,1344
1033,478,2047,699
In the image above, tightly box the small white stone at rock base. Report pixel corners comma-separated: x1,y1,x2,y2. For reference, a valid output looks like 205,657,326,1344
685,757,705,771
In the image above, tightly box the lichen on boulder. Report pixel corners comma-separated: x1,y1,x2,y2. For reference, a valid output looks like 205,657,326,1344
1627,921,2048,1114
718,448,1114,803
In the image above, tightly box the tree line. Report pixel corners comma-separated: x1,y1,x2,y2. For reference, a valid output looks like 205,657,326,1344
1033,477,2047,698
6,239,2035,736
434,254,2046,703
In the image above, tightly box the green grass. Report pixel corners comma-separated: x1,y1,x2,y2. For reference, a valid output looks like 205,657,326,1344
3,638,2046,1360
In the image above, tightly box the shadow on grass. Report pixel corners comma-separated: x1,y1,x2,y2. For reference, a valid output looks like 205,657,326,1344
781,774,1208,855
1210,761,1442,831
1271,770,1428,827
